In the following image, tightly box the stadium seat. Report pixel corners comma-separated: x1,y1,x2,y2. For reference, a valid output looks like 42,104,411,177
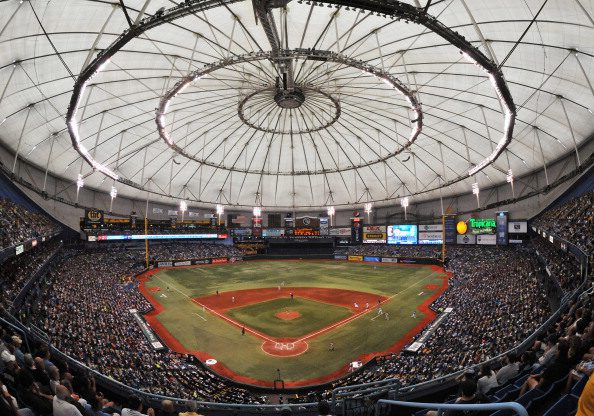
515,387,546,411
542,394,579,416
491,385,518,402
571,374,589,396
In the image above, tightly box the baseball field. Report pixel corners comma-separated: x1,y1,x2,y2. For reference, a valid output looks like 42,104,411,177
137,260,449,387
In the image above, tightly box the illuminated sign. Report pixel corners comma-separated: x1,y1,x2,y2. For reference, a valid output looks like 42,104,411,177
102,234,220,240
387,225,418,245
363,225,387,243
294,228,320,236
468,218,496,235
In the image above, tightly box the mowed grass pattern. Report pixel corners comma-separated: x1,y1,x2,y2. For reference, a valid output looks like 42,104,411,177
143,260,445,383
226,297,352,338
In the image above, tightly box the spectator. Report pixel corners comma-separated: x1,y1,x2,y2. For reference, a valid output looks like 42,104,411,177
496,353,519,385
53,384,82,416
121,395,155,416
477,363,498,395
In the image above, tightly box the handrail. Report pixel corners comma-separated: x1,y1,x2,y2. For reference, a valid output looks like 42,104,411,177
375,399,528,416
332,378,399,414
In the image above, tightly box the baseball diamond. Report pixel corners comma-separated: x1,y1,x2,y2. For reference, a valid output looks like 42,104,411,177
137,260,449,387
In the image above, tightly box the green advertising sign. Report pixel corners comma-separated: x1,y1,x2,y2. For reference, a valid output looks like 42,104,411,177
468,217,496,234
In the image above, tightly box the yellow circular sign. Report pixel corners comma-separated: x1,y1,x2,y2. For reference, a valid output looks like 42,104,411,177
456,220,468,235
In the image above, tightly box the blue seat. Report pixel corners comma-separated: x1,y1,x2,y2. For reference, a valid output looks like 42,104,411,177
530,374,570,410
513,374,529,387
543,394,578,416
492,384,516,402
571,374,589,396
516,387,546,410
499,386,521,403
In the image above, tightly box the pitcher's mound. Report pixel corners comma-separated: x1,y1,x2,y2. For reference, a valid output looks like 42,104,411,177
275,310,301,320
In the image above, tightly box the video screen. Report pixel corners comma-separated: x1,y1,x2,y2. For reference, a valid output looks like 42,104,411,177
387,224,418,245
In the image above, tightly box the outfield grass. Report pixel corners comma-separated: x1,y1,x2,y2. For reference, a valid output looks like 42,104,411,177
226,297,352,338
142,260,445,384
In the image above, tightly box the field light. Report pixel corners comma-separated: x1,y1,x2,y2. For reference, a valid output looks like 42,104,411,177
327,206,335,226
75,174,84,203
76,174,84,190
109,186,117,212
507,169,515,198
253,206,261,217
472,182,480,208
401,197,409,220
216,204,224,226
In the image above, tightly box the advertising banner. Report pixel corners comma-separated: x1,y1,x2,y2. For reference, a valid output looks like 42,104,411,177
319,217,329,236
263,228,285,237
129,309,165,351
168,210,178,216
152,207,164,214
477,234,497,245
173,260,191,267
211,257,228,264
348,255,363,262
456,234,476,245
496,211,509,245
509,239,523,244
418,224,443,232
87,235,97,242
158,261,173,267
334,255,347,260
381,257,398,263
84,209,104,227
193,259,211,265
252,217,262,238
330,227,352,236
418,232,443,245
295,216,320,228
363,225,387,243
363,256,381,262
387,224,418,245
469,218,496,234
508,221,528,233
351,217,363,244
444,217,457,244
15,245,24,255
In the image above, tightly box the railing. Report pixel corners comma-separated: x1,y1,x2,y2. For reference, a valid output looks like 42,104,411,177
332,379,400,415
375,399,528,416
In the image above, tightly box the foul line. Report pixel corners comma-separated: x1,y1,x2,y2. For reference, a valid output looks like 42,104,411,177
151,274,275,342
192,312,207,322
295,271,441,343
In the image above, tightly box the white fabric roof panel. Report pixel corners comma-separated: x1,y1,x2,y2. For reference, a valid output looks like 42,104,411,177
0,0,592,209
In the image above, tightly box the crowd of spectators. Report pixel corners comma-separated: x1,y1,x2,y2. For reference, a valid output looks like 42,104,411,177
0,199,61,250
18,250,262,405
421,283,594,416
333,245,550,388
531,236,582,293
532,189,594,255
148,243,241,261
0,240,61,310
335,244,440,258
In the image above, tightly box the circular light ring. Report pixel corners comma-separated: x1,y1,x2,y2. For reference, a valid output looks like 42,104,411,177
65,0,515,205
237,86,341,135
155,50,422,175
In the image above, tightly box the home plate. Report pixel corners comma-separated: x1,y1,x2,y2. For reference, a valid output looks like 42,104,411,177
205,359,217,366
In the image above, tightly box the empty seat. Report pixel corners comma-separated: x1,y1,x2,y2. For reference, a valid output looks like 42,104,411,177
543,394,578,416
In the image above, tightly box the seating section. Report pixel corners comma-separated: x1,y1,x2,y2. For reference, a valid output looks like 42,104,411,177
532,189,594,255
0,240,61,310
0,198,61,250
